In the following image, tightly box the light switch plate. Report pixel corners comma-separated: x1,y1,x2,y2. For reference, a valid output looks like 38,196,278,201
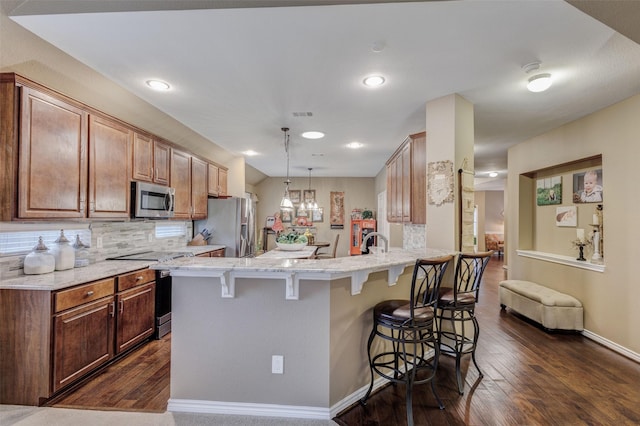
272,355,284,374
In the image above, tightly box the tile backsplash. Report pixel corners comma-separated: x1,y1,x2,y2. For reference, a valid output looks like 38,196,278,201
0,221,192,279
403,223,426,250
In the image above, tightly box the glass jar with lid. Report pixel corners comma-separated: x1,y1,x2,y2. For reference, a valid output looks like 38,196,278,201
51,230,75,271
23,236,56,275
73,234,90,267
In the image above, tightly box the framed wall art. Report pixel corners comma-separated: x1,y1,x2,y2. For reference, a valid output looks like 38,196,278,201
330,191,344,229
312,207,324,223
289,190,301,205
280,209,292,223
555,206,577,227
573,169,603,203
303,189,316,205
536,176,562,206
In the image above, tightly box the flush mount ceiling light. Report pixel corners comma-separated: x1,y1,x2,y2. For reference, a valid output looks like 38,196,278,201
145,79,171,91
527,73,552,93
363,75,385,87
488,171,499,178
301,131,325,140
522,62,552,93
242,150,258,156
346,142,363,149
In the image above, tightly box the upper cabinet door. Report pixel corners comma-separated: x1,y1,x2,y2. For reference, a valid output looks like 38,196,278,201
153,140,170,186
218,168,228,197
208,163,219,197
132,132,153,183
170,148,192,219
191,157,208,219
18,86,88,219
88,115,132,218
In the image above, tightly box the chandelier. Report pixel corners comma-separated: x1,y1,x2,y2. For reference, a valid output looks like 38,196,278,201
279,127,294,211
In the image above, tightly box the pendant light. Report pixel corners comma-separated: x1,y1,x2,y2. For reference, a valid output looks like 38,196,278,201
279,127,294,211
304,168,318,211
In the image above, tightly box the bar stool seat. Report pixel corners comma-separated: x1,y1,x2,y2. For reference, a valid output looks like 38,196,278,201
360,255,453,426
437,251,492,395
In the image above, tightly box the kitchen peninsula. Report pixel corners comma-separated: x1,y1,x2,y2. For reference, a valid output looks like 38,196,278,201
153,247,453,420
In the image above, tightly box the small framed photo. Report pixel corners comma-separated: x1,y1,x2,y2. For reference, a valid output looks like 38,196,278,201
296,207,308,217
311,207,324,223
573,169,603,203
556,206,577,227
536,176,562,206
280,209,292,223
289,190,301,205
303,189,316,205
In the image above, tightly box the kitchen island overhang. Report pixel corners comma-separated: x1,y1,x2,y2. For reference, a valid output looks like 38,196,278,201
152,248,454,420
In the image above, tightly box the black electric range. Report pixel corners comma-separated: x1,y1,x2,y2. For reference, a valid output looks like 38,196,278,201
108,251,194,338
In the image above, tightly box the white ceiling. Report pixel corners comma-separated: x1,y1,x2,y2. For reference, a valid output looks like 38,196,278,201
8,1,640,191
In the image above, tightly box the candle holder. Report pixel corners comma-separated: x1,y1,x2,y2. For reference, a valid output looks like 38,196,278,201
571,238,590,262
590,224,603,264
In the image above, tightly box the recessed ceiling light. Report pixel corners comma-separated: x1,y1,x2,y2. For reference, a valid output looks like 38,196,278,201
527,73,552,93
363,75,385,87
488,171,498,178
346,142,363,149
243,150,258,156
146,79,171,91
301,131,325,139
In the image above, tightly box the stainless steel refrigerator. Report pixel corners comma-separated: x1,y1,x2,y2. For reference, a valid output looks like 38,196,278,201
194,197,256,258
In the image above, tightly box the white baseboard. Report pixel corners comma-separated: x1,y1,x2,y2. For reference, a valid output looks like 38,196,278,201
582,329,640,363
168,399,330,420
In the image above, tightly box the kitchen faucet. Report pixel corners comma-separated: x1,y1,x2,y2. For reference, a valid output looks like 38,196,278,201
360,232,389,254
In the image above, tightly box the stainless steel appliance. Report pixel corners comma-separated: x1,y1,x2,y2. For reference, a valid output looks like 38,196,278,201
131,181,175,219
107,251,193,338
194,197,256,258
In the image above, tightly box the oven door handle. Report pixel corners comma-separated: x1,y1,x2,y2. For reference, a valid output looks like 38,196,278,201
159,270,171,279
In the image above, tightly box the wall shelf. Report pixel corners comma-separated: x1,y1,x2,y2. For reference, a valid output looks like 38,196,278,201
516,250,605,273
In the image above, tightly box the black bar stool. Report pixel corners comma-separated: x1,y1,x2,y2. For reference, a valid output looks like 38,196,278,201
437,251,492,394
360,255,453,426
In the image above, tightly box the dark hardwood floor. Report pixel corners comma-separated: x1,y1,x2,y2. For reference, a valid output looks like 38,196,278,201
50,256,640,425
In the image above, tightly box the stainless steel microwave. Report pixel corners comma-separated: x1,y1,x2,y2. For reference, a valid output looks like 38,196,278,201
131,181,175,219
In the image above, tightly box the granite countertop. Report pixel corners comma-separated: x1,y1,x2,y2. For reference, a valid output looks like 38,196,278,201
0,245,225,291
257,246,318,259
152,247,455,275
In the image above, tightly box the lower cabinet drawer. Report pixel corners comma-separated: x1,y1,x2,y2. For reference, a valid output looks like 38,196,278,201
54,278,115,313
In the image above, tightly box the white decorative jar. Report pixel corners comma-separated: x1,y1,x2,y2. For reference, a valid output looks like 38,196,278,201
23,236,55,275
51,230,75,271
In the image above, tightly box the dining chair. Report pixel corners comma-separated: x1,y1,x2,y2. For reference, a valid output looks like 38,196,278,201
316,234,339,259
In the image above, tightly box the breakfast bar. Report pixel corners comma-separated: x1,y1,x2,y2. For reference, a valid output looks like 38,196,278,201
153,247,452,420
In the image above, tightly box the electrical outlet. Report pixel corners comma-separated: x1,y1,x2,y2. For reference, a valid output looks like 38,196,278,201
272,355,284,374
148,233,153,242
96,236,103,249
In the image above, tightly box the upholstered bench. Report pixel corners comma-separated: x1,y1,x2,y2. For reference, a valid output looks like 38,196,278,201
499,280,583,331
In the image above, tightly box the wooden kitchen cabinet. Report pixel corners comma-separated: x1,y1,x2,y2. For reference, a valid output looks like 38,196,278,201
207,162,228,197
132,132,170,186
171,148,209,219
208,163,220,196
88,114,132,218
196,248,225,257
170,148,192,219
116,269,155,354
17,85,88,219
386,132,426,224
191,156,208,219
0,268,156,405
52,294,115,393
218,167,228,196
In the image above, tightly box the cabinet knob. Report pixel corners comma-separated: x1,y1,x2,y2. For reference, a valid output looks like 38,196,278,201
86,290,94,296
136,276,143,281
